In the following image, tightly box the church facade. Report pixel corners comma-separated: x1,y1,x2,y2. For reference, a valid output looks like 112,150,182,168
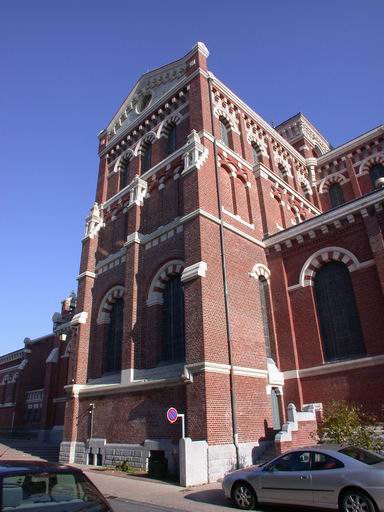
60,43,384,480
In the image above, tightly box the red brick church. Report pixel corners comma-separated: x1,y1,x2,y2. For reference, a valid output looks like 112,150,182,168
60,43,384,480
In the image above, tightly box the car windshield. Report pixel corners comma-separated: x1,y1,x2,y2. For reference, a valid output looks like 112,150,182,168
339,447,384,465
2,471,109,511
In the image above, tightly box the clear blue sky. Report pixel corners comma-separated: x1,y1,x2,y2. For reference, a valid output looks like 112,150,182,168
1,0,383,354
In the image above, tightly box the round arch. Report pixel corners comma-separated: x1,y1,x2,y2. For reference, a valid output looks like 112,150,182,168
299,247,360,287
319,173,348,193
249,263,271,282
147,259,185,306
97,285,125,324
157,112,182,138
134,131,157,156
359,154,384,175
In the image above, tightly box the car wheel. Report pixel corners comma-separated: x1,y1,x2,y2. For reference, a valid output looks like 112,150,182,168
232,481,256,510
340,490,376,512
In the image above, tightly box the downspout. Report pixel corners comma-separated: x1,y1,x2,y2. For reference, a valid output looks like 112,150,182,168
207,75,240,469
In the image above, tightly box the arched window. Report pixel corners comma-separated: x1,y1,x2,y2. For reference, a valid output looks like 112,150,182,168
278,164,289,183
167,124,177,155
314,262,365,362
328,182,345,208
162,275,185,362
258,277,273,359
370,164,384,189
252,143,260,164
120,162,129,190
141,143,152,172
105,298,124,373
219,118,232,149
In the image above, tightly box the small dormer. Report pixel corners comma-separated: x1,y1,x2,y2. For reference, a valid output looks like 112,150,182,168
275,113,331,159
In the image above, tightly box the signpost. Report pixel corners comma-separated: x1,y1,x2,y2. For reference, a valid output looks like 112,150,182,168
166,407,185,438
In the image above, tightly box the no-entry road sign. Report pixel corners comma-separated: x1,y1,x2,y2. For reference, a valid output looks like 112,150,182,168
166,407,178,424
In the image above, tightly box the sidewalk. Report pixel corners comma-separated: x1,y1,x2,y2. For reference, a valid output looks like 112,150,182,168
84,468,233,511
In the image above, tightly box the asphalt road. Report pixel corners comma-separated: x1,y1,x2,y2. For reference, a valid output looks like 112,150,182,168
108,495,303,512
109,497,186,511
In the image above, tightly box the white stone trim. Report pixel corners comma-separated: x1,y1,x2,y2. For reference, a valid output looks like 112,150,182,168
186,361,268,379
213,106,240,134
134,131,157,156
46,348,59,364
265,187,384,247
284,354,384,380
319,173,348,193
52,396,67,403
222,207,254,229
103,63,202,151
275,403,316,443
317,125,384,165
156,111,183,138
358,153,384,175
77,271,96,281
0,349,27,366
147,259,184,306
252,162,320,215
181,261,207,283
249,263,271,281
299,246,360,287
274,154,292,177
208,73,307,165
246,132,268,157
97,286,125,325
95,247,126,272
70,311,88,326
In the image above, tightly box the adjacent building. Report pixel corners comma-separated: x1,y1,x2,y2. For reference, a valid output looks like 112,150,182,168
0,294,76,442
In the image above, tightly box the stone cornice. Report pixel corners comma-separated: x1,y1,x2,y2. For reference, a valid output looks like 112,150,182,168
317,125,384,165
0,349,27,366
70,376,185,397
253,162,321,215
199,130,319,215
208,74,307,166
284,353,384,380
100,67,206,156
186,361,268,378
265,188,384,250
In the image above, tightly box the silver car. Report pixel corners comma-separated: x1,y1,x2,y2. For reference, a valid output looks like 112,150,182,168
222,446,384,511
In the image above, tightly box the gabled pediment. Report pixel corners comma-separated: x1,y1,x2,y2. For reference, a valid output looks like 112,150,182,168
106,43,209,140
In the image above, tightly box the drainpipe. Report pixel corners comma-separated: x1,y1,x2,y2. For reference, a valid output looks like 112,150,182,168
89,403,95,439
207,75,240,469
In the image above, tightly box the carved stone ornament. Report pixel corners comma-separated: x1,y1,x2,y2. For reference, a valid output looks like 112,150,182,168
128,175,148,206
85,202,103,238
182,130,209,175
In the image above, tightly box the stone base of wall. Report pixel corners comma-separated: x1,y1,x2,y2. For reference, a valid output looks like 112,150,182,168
59,438,178,474
59,441,86,464
207,441,269,483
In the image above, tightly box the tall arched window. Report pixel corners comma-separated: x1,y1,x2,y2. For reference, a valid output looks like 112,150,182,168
141,143,152,172
258,277,273,359
219,118,232,149
120,162,129,190
105,298,124,373
162,275,185,362
314,262,365,362
252,143,260,164
328,182,345,208
167,124,177,155
370,164,384,189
